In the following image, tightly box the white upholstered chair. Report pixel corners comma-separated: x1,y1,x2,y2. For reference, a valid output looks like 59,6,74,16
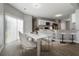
19,32,36,50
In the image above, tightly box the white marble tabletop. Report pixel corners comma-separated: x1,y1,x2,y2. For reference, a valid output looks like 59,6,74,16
25,32,51,56
25,32,48,40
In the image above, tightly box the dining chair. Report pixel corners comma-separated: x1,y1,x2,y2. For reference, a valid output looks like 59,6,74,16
19,32,36,54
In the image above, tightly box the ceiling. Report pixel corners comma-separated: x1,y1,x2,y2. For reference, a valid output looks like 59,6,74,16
10,3,76,19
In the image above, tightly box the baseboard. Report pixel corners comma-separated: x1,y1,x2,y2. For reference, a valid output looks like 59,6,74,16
74,40,79,43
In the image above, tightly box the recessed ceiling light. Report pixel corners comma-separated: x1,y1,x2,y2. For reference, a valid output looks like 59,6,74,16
33,3,40,8
55,14,62,17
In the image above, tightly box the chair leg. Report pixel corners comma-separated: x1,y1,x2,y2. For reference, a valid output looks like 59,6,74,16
21,45,23,55
19,44,23,56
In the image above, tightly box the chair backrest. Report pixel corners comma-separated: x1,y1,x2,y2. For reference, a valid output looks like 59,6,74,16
19,32,22,41
19,32,36,48
19,32,27,42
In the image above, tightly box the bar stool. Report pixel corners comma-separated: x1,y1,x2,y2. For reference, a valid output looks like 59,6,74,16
70,33,76,44
60,33,66,43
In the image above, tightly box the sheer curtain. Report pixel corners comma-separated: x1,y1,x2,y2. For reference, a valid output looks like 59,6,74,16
5,15,17,44
17,19,23,40
5,15,23,44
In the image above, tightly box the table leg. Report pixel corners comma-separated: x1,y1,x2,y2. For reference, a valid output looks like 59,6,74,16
60,34,63,43
37,39,41,56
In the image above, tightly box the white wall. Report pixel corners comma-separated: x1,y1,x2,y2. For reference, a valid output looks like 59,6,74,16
23,15,32,33
4,4,24,20
74,9,79,43
61,20,66,30
0,3,4,52
70,14,76,30
70,9,79,43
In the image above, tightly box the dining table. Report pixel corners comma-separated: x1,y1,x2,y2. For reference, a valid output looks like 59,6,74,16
25,32,51,56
